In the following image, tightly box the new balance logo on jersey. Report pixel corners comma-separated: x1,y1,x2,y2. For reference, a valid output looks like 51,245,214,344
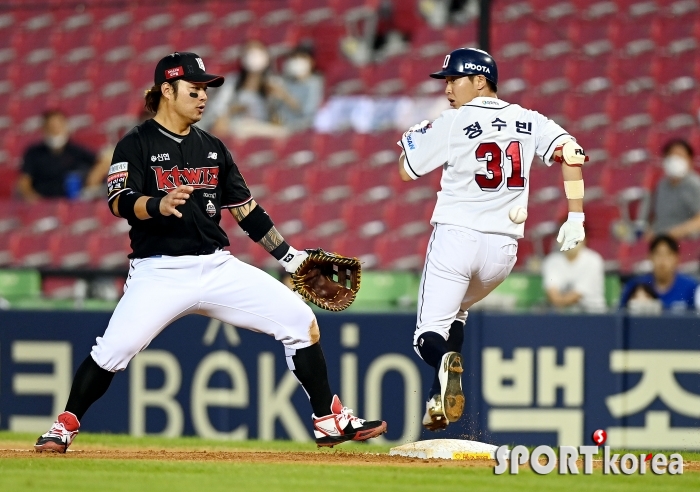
151,154,170,162
207,152,218,159
464,63,490,73
151,166,219,191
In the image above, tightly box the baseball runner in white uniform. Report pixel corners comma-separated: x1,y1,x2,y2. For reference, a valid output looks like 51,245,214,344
398,48,588,431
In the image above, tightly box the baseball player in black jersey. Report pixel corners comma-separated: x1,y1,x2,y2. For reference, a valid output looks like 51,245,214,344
34,52,386,452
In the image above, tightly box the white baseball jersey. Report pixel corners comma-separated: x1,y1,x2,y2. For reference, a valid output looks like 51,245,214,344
399,96,572,239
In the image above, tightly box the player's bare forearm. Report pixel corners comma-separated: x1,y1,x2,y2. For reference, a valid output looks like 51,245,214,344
398,153,412,182
229,200,286,252
561,162,583,213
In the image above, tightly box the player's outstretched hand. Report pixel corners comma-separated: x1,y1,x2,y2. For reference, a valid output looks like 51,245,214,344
160,185,194,218
557,215,585,251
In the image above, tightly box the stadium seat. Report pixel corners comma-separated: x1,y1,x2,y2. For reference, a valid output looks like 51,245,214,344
324,57,365,95
567,18,613,57
519,93,566,124
329,233,379,268
523,57,569,95
651,53,697,93
342,200,387,236
304,165,350,200
618,238,649,274
261,200,306,237
491,17,532,59
347,165,392,200
49,231,91,268
609,18,655,57
0,168,19,199
565,56,611,93
56,200,102,234
605,91,652,130
375,233,425,270
607,54,654,92
527,17,573,58
564,93,609,131
9,230,51,267
301,199,346,236
290,0,335,26
583,199,620,240
651,12,698,54
648,93,695,130
87,231,131,269
361,62,405,96
0,200,21,233
604,128,652,163
383,198,433,236
262,165,307,201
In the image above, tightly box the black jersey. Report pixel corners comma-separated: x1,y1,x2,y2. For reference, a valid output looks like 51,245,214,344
107,119,252,258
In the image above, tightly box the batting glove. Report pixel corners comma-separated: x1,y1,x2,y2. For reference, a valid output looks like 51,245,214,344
557,212,586,251
278,246,309,273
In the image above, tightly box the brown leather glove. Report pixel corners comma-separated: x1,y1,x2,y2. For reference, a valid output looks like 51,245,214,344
290,249,361,312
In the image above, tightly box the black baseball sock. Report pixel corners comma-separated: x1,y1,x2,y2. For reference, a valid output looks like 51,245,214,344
290,343,334,417
447,320,465,353
64,356,115,421
416,331,448,368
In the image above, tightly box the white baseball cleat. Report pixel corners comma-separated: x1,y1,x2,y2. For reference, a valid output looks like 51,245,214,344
313,395,387,447
422,394,449,431
439,351,464,423
34,411,80,453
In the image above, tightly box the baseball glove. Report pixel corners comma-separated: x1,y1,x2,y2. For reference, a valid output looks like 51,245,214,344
291,249,361,312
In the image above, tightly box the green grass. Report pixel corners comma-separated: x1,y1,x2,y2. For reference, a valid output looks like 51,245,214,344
0,432,697,492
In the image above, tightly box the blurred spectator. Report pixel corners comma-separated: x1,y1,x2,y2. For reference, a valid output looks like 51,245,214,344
651,139,700,239
81,109,153,200
269,47,324,132
419,0,479,28
207,41,288,139
620,235,698,312
17,110,97,202
626,283,662,315
542,239,606,312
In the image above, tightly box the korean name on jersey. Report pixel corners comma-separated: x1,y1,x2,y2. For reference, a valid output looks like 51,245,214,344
399,97,574,239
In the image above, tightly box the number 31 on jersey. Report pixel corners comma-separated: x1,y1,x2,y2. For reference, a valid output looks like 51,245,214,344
475,141,525,192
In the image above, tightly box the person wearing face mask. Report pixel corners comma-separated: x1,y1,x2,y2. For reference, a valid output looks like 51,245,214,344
205,41,288,139
269,47,324,132
17,109,97,202
650,139,700,239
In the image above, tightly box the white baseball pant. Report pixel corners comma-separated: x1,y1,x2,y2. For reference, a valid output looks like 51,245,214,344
91,250,317,372
413,224,518,348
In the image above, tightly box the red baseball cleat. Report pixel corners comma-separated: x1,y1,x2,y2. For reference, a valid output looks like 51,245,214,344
34,411,80,453
313,395,387,447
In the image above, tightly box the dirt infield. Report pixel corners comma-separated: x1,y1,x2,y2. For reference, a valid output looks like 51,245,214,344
0,447,492,468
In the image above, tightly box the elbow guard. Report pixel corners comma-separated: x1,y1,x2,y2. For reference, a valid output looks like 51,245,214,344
553,140,589,167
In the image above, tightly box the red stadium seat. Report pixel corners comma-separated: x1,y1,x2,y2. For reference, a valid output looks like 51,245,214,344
523,57,569,95
0,200,21,233
491,19,531,60
301,200,346,236
604,128,652,162
375,233,425,270
324,57,365,95
607,55,654,92
304,165,350,200
565,56,612,94
383,198,433,236
49,231,91,268
609,18,655,56
648,93,696,129
618,239,649,274
330,233,379,268
0,168,19,199
568,18,613,57
347,165,392,199
527,17,574,58
651,12,698,54
651,53,697,90
342,200,387,236
583,199,620,240
262,165,307,202
361,62,405,96
87,232,131,269
56,200,102,234
564,93,609,131
9,230,51,267
605,91,652,130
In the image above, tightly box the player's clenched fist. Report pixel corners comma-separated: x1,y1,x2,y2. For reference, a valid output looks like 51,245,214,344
160,185,194,218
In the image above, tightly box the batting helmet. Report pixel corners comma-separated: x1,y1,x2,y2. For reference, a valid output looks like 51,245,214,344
430,48,498,88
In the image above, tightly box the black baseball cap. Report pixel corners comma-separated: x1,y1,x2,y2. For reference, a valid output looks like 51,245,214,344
154,52,224,87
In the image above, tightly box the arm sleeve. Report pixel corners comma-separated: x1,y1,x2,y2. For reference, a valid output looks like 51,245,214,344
534,112,573,166
398,110,455,180
220,146,253,209
107,133,146,208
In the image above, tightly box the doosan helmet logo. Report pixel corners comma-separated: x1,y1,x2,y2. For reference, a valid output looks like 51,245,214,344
465,63,491,73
